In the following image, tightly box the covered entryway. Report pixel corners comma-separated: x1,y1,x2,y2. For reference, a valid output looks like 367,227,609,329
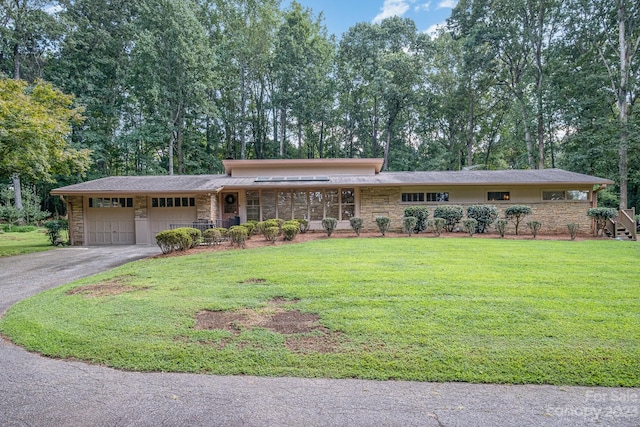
87,197,135,245
148,196,198,237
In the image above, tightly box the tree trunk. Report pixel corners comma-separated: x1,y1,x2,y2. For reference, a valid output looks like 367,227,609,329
240,64,247,160
467,93,475,167
617,0,630,209
521,105,535,169
372,96,379,158
319,121,325,159
177,123,184,175
279,108,286,157
535,5,546,169
168,130,175,176
12,174,23,210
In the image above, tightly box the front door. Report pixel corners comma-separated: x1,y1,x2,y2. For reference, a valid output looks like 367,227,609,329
222,192,239,225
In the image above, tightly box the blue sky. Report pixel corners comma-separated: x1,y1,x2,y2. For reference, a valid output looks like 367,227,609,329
283,0,458,38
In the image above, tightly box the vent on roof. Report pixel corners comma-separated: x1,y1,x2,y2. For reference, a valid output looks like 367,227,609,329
254,176,330,182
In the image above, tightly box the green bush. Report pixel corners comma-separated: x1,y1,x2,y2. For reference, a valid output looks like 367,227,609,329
172,227,202,248
203,228,228,245
495,219,508,238
322,217,338,237
264,226,279,243
504,205,533,235
462,218,478,237
567,223,580,240
427,217,446,237
282,223,299,241
349,217,364,236
527,220,542,238
240,222,255,238
403,206,429,233
403,216,417,236
0,224,39,233
155,229,192,254
295,218,309,233
229,226,248,248
375,216,391,236
587,207,618,236
466,205,498,233
43,220,67,245
433,205,464,232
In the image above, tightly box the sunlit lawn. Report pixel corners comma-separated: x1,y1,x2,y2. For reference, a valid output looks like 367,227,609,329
1,237,638,386
0,229,52,257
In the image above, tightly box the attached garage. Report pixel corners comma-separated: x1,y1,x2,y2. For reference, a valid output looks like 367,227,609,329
148,196,197,238
86,197,135,245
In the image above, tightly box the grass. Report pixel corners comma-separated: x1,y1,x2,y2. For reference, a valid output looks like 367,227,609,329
0,229,52,257
1,237,638,386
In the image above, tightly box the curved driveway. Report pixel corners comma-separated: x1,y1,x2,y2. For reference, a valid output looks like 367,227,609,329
1,246,637,427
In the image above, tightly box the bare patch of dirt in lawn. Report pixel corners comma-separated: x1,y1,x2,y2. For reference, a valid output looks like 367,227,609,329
194,297,343,353
66,275,145,298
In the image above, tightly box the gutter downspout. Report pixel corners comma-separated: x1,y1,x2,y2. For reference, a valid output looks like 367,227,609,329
59,194,74,246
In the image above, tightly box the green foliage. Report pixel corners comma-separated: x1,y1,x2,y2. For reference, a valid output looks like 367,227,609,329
495,219,508,238
403,206,429,233
295,218,309,233
427,218,446,237
172,227,202,248
264,226,279,243
403,216,417,236
155,229,192,254
203,228,228,245
349,217,363,236
466,205,498,233
462,218,478,237
0,229,51,257
587,207,618,236
504,205,533,235
257,219,281,238
375,216,391,236
433,205,464,232
229,226,248,248
527,221,542,238
43,220,68,245
240,222,255,238
0,184,50,226
0,224,38,233
322,217,338,237
282,223,299,241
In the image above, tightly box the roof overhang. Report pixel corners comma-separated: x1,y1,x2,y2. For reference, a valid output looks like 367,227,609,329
223,158,384,176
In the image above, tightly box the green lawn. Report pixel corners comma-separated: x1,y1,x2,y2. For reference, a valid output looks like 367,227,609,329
0,229,52,257
1,237,638,386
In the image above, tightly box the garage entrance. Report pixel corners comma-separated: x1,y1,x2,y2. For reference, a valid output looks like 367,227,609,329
149,196,197,237
87,197,135,245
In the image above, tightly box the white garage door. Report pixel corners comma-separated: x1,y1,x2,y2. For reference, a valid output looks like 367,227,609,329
149,196,197,237
87,197,135,245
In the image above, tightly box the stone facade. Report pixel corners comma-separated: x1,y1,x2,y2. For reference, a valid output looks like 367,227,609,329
134,196,148,219
359,187,594,235
196,194,217,221
67,196,84,245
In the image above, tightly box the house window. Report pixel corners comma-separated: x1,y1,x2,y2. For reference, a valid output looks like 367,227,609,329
341,189,356,219
89,197,133,208
249,188,356,221
542,190,589,201
293,191,308,219
402,193,424,203
246,191,260,221
426,192,449,202
488,191,510,201
151,197,195,208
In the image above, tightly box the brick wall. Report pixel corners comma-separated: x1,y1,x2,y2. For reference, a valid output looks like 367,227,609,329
196,194,217,221
67,196,84,245
134,196,148,219
359,187,594,235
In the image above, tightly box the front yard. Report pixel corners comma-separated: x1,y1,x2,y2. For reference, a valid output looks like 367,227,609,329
0,229,52,257
1,237,638,386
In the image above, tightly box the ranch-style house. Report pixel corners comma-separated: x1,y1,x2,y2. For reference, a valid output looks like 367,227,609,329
51,158,619,245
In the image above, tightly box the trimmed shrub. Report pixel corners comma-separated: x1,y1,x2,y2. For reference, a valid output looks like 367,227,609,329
466,205,498,233
322,217,338,237
403,206,429,233
403,216,418,236
527,220,542,238
229,225,248,248
257,219,281,238
428,217,446,237
462,218,478,237
240,222,255,238
504,205,533,235
295,218,309,233
349,217,364,236
282,223,299,241
155,229,191,254
433,205,464,232
264,226,279,243
495,219,508,238
43,220,66,245
587,207,618,236
203,228,222,246
375,216,391,236
567,223,580,240
172,227,202,248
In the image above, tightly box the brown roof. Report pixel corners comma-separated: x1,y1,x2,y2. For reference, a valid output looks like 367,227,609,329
51,168,614,195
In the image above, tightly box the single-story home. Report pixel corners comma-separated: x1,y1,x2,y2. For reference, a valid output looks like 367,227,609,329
51,158,615,245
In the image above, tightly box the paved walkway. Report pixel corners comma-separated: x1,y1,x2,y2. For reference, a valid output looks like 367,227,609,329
1,246,638,427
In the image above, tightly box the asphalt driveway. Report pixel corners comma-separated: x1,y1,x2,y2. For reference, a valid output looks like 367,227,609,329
0,246,638,427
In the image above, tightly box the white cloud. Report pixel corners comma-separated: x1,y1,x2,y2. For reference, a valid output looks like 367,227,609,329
372,0,413,24
415,2,431,12
437,0,457,9
45,4,63,15
424,22,446,38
